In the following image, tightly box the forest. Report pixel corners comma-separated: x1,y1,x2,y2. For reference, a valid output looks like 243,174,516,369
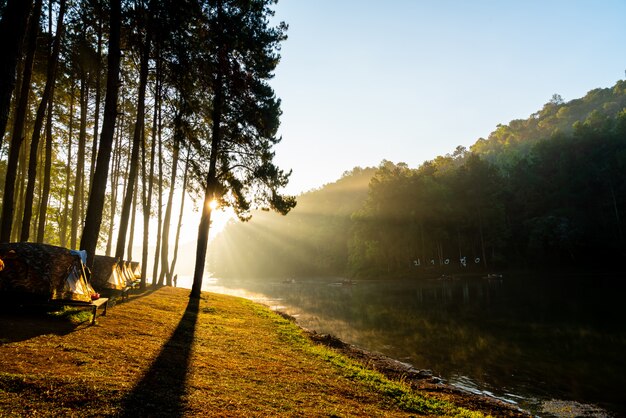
0,0,294,296
209,81,626,279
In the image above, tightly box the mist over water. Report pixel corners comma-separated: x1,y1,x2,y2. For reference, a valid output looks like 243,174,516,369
179,273,626,416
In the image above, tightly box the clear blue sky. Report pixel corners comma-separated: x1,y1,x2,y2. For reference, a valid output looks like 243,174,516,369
269,0,626,195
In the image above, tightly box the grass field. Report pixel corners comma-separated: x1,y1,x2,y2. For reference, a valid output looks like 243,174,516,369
0,287,528,417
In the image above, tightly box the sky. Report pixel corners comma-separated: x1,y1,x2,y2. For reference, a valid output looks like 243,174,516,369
268,0,626,195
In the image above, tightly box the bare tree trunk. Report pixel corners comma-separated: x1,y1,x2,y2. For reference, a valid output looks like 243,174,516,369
152,94,164,287
71,72,88,249
127,173,138,261
0,0,41,242
0,0,34,147
89,16,103,196
106,125,123,256
1,56,24,160
21,0,66,242
159,121,180,286
34,140,44,236
140,126,149,288
80,0,122,267
36,95,54,242
12,137,28,242
169,150,190,281
60,80,76,248
115,33,150,261
141,55,160,289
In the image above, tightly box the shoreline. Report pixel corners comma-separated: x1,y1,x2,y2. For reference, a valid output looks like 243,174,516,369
275,310,531,417
276,309,615,418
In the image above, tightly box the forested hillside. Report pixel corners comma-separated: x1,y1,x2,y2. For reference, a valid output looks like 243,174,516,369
209,81,626,279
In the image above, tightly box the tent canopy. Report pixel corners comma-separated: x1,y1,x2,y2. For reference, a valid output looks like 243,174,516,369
0,243,95,303
119,261,139,287
91,255,126,291
130,261,141,279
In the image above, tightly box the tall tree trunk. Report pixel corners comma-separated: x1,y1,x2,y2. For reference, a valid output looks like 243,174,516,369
140,127,148,288
152,95,163,287
106,126,122,256
0,0,34,147
34,139,44,235
115,36,149,261
12,137,28,242
35,0,53,243
191,1,225,298
80,0,122,267
159,121,180,286
169,150,190,281
71,72,88,249
21,0,66,242
89,17,103,196
0,0,41,242
60,80,76,248
141,56,160,289
1,56,24,160
36,95,54,242
127,174,138,260
152,121,163,286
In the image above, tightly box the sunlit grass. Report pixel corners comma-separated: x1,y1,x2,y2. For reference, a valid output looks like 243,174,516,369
0,287,499,417
48,305,94,325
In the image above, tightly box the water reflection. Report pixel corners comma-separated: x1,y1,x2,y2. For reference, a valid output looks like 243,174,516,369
192,275,625,416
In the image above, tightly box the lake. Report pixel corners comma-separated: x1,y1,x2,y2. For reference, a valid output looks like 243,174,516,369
180,273,626,416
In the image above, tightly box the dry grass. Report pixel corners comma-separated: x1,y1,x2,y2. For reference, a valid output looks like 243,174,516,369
0,287,501,417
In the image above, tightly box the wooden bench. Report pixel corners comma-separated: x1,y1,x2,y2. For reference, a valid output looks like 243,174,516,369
89,298,109,325
51,298,109,325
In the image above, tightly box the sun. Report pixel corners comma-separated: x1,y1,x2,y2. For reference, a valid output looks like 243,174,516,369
209,199,219,211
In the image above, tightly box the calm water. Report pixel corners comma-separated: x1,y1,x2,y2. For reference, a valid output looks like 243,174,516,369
183,274,626,416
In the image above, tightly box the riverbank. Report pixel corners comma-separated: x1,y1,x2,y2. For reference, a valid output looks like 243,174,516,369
0,287,528,417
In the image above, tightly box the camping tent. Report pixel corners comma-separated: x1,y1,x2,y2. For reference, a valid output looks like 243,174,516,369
119,261,139,288
130,261,141,280
0,243,95,303
91,255,126,293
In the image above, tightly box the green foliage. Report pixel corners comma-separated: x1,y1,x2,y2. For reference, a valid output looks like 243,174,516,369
209,81,626,279
350,153,506,277
471,81,626,168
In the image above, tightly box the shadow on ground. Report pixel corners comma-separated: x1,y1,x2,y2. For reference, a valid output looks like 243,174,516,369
120,297,200,417
0,309,78,343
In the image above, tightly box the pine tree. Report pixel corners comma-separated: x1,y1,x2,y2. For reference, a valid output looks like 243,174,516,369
190,0,294,298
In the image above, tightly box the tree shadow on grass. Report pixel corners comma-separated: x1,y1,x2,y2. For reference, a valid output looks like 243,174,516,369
0,309,77,343
120,297,200,417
